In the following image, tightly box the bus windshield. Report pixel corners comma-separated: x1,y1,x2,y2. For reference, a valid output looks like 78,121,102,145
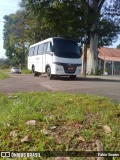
53,38,80,58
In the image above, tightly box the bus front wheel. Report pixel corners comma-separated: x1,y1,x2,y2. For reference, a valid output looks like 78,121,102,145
46,67,53,79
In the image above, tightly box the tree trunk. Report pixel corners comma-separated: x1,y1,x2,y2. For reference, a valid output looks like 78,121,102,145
87,17,99,75
86,0,100,75
89,32,98,74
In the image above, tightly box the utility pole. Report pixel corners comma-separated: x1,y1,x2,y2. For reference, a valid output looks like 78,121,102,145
82,33,88,77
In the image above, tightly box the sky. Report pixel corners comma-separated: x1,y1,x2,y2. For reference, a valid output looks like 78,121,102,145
0,0,120,59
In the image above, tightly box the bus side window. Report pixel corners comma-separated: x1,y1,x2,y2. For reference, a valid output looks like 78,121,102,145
38,45,42,55
38,44,44,55
44,43,48,54
34,46,38,55
31,47,35,56
41,44,45,54
47,42,51,52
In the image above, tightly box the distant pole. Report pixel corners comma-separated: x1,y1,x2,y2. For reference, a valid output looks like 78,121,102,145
103,53,106,75
103,60,106,75
112,61,114,75
83,33,87,77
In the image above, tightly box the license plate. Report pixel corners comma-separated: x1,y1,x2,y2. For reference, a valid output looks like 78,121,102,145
67,67,75,70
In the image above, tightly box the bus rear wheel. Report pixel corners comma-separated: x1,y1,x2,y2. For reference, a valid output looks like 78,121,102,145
46,67,53,79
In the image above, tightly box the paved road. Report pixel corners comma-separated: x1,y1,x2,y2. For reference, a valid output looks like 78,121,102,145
0,74,120,103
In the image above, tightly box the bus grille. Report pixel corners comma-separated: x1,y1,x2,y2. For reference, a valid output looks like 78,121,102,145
63,66,76,73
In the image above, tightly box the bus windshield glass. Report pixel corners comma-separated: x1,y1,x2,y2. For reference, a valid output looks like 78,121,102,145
53,38,80,58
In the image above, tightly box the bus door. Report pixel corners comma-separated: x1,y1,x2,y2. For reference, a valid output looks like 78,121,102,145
37,44,43,72
45,42,53,66
42,43,48,73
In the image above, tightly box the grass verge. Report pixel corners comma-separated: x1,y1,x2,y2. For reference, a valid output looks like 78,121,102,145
0,92,119,159
0,70,10,79
21,69,32,74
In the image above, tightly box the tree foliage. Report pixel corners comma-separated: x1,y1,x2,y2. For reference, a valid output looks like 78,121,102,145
0,58,11,69
3,12,27,67
117,44,120,49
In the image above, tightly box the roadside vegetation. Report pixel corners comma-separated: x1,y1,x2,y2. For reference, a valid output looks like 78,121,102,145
0,70,10,79
0,92,119,159
0,68,32,76
21,68,32,74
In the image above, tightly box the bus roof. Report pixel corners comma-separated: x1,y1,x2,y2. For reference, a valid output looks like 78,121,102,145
30,37,77,48
30,37,53,47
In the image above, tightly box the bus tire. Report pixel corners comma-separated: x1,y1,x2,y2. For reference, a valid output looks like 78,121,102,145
46,67,53,79
69,75,76,80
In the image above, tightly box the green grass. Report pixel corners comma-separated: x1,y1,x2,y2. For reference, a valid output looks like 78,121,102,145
0,68,32,75
21,69,32,74
0,70,10,79
0,92,119,160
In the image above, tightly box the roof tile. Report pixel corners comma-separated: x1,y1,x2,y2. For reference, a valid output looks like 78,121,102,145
98,47,120,62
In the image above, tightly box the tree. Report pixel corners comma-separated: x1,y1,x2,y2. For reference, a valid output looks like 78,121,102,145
20,0,84,39
0,58,10,69
3,3,54,66
117,44,120,49
82,0,106,74
3,12,27,67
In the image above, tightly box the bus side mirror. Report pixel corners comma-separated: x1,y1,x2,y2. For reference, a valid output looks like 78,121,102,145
50,43,55,52
50,43,54,52
52,46,55,52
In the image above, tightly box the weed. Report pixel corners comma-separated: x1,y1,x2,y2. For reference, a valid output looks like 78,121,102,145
0,92,119,160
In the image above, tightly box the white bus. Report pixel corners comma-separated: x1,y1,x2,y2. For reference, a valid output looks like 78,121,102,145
28,37,82,79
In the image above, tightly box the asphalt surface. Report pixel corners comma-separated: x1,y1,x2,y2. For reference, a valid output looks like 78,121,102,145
0,73,120,103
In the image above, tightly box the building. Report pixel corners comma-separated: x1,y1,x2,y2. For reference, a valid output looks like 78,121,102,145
98,47,120,75
86,47,120,75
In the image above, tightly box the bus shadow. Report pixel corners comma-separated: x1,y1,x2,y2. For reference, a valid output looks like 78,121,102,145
52,76,120,83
